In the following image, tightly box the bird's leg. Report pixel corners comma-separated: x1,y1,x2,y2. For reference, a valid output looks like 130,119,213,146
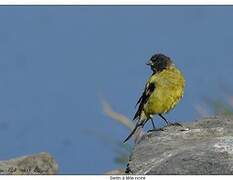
147,117,164,132
150,117,155,129
159,114,169,124
159,114,183,127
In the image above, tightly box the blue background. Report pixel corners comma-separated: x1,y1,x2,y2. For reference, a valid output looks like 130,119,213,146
0,6,233,174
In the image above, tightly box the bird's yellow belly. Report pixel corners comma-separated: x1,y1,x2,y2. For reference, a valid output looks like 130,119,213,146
144,75,184,116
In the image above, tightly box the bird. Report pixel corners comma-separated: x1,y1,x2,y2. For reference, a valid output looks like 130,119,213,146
123,53,185,143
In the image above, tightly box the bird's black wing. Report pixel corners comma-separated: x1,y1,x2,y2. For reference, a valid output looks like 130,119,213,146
133,82,156,120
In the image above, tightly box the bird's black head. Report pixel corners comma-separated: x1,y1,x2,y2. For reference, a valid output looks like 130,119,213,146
146,53,173,73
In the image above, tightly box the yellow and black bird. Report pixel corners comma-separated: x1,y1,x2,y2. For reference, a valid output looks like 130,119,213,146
123,53,185,143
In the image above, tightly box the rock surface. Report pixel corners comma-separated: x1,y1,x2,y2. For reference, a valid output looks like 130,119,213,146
0,152,58,175
126,116,233,175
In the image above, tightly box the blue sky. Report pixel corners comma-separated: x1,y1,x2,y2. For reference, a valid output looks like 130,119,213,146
0,6,233,174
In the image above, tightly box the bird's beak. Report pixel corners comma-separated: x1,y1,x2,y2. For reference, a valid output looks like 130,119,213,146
146,60,152,66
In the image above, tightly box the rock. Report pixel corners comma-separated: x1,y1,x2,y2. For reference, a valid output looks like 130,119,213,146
126,116,233,174
0,152,58,175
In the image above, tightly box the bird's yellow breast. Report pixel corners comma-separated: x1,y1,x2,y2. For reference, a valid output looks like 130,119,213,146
144,65,185,116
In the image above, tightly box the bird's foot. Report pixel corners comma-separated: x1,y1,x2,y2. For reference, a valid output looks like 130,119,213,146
147,128,164,133
167,122,183,127
165,122,190,131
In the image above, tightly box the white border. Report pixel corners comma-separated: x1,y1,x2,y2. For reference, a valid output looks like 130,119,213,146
1,175,233,180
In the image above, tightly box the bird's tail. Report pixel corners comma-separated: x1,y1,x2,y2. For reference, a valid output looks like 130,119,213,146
123,121,143,143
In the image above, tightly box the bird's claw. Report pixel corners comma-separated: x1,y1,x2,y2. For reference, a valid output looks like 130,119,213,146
147,128,164,133
167,122,183,127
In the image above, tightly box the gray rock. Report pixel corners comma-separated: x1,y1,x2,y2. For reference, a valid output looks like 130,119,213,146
0,152,58,174
126,116,233,174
